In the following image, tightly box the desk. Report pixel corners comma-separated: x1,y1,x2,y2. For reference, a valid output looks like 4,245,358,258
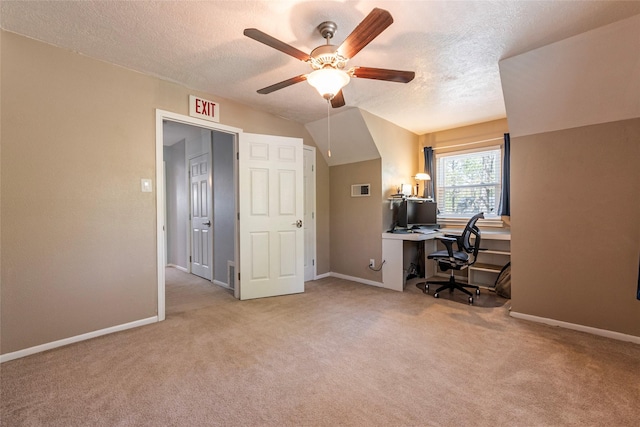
381,231,440,291
381,229,511,292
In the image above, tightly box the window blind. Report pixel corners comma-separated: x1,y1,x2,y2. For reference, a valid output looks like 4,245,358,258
436,146,502,217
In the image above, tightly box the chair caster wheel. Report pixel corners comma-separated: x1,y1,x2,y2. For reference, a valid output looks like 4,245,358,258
468,297,474,304
434,293,439,298
475,288,480,295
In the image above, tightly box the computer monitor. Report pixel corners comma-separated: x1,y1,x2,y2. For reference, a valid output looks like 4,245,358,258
396,199,438,229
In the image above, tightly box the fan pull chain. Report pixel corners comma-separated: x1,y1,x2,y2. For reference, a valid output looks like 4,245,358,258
327,99,331,158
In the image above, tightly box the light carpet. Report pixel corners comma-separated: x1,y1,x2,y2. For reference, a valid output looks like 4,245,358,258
1,268,638,426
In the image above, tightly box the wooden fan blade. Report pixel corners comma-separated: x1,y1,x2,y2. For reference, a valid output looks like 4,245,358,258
352,66,415,83
337,8,394,59
244,28,310,62
331,90,345,108
257,75,308,94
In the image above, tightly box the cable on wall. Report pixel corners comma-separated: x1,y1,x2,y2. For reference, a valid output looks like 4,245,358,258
368,260,386,272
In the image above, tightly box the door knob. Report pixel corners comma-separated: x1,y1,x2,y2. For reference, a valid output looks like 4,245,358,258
203,220,211,227
292,220,302,228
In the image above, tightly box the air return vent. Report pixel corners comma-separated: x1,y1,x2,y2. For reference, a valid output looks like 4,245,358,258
228,261,236,290
351,183,370,197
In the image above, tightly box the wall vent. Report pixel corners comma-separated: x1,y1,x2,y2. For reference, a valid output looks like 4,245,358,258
227,261,236,290
351,183,370,197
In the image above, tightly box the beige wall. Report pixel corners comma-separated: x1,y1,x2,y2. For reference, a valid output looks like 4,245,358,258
328,111,417,283
500,15,640,337
0,32,329,354
418,118,509,164
511,119,640,336
330,159,383,281
361,110,418,231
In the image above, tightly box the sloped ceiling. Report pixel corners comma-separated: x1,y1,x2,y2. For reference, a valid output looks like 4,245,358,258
305,108,380,167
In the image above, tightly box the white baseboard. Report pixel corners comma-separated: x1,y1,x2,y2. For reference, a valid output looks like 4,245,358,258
0,316,158,363
314,272,331,280
510,311,640,345
213,279,232,290
167,264,188,273
330,272,385,289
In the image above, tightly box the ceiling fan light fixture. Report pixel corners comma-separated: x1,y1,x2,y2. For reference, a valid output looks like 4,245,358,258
307,68,350,100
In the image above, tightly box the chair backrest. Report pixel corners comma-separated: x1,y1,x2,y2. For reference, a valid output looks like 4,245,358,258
460,213,484,260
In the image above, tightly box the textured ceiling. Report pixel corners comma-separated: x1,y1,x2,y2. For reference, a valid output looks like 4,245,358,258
2,1,639,134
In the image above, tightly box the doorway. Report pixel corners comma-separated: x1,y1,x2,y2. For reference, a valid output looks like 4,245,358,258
164,123,236,287
156,110,241,320
156,110,307,319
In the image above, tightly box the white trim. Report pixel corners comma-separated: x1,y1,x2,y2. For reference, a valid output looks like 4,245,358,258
303,145,317,282
156,109,242,321
510,311,640,345
163,161,167,267
0,316,158,363
330,272,385,289
184,140,192,275
213,279,232,290
315,272,331,280
156,113,166,321
431,136,503,150
167,264,188,273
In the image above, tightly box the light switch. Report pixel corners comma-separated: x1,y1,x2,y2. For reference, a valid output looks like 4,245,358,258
141,179,152,192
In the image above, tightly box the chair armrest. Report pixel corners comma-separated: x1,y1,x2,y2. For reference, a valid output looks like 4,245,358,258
436,236,457,244
436,236,457,258
443,233,465,251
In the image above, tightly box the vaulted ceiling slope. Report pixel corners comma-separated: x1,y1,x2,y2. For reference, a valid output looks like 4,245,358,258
306,108,379,166
2,1,639,134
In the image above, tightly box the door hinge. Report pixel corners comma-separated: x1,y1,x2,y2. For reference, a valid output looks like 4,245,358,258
189,256,192,262
312,259,315,266
238,272,240,281
312,212,314,219
236,152,239,160
237,212,240,220
312,165,314,172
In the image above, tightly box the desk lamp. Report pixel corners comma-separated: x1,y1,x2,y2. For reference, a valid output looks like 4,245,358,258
414,173,431,198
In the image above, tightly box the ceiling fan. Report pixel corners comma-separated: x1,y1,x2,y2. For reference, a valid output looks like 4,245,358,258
244,8,415,108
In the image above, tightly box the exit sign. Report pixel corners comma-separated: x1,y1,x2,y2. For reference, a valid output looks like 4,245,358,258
189,95,219,122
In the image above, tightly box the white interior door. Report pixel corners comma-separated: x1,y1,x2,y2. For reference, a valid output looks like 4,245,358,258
190,152,213,280
239,133,304,300
303,146,316,281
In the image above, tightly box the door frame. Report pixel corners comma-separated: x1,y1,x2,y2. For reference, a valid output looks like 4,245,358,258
303,145,317,281
155,109,241,321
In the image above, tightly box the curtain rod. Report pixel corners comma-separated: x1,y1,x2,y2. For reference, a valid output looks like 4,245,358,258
430,136,503,150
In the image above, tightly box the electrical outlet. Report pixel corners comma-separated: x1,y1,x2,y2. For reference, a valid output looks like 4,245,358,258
369,259,375,268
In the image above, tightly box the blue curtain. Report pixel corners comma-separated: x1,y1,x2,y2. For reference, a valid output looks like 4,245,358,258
423,147,434,199
499,133,510,216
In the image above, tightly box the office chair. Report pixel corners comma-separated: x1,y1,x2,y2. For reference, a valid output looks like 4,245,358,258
420,212,484,304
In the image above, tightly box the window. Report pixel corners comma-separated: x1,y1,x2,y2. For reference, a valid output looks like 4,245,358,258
436,146,502,217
